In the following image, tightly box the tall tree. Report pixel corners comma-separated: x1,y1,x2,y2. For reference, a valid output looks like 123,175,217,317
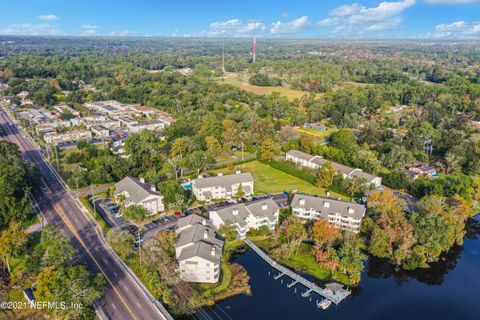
258,138,278,161
316,161,336,188
36,265,105,320
0,222,27,273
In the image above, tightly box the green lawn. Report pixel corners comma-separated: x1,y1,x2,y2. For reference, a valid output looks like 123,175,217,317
215,150,254,163
217,72,319,101
217,160,345,198
253,239,352,285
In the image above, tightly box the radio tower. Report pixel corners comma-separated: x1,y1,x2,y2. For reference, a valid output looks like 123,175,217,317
252,36,256,63
221,40,226,74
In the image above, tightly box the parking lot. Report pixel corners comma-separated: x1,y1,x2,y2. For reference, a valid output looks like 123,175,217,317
91,198,181,241
142,215,180,240
92,198,127,229
91,192,290,245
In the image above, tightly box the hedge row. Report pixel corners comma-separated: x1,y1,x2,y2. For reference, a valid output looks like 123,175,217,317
262,160,317,185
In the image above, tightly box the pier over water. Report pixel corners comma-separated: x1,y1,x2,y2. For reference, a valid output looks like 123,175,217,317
244,238,351,304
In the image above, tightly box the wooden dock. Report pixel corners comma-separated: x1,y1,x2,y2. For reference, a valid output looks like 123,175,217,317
245,238,351,304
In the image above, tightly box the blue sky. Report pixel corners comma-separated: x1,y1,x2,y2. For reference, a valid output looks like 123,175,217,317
1,0,480,39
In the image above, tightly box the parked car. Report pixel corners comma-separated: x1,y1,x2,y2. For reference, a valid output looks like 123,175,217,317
174,211,182,217
127,225,139,234
133,243,140,253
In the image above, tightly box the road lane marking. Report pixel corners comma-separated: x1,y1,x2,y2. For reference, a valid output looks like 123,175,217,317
124,286,129,292
53,204,138,320
1,111,170,320
41,177,52,194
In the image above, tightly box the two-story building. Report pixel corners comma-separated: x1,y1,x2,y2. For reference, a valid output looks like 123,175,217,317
209,199,280,239
286,150,382,188
175,215,223,283
114,177,164,215
192,172,254,201
291,194,366,233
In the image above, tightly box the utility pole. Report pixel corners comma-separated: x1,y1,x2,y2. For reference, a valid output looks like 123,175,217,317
54,146,60,172
252,36,256,63
91,183,96,212
75,177,79,197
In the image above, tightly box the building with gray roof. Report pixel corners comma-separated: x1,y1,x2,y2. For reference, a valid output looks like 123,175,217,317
192,171,254,201
175,215,223,283
286,150,382,187
291,193,366,233
114,177,164,215
209,198,280,239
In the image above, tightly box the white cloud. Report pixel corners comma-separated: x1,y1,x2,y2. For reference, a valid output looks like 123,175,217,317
110,30,137,36
1,23,59,35
270,16,310,34
205,19,266,36
80,24,98,35
432,20,480,38
37,14,59,21
320,0,415,36
426,0,480,3
193,16,310,37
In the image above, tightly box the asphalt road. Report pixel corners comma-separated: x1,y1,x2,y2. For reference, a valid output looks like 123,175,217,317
0,108,172,320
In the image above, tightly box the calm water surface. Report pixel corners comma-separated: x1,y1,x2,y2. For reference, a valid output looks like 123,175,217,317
193,216,480,320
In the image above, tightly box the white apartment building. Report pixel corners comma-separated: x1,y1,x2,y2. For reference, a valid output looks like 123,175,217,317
43,130,93,145
209,199,280,239
90,125,110,138
291,194,366,233
192,172,254,201
175,215,223,283
286,150,382,188
114,177,164,215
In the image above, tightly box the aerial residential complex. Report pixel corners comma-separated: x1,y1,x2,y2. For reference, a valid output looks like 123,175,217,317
209,198,280,239
175,215,223,283
291,194,366,233
11,98,175,146
192,171,254,201
114,176,165,215
286,150,382,187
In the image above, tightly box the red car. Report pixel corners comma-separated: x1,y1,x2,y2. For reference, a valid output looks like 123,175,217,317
174,212,182,217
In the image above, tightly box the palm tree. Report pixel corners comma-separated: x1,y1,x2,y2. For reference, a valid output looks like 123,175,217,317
166,155,182,179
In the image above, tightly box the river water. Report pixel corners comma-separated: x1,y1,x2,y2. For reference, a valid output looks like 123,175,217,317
193,216,480,320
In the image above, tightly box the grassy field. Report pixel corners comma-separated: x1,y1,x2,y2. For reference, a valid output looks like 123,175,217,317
218,72,317,100
215,150,254,163
295,126,338,140
217,160,344,198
